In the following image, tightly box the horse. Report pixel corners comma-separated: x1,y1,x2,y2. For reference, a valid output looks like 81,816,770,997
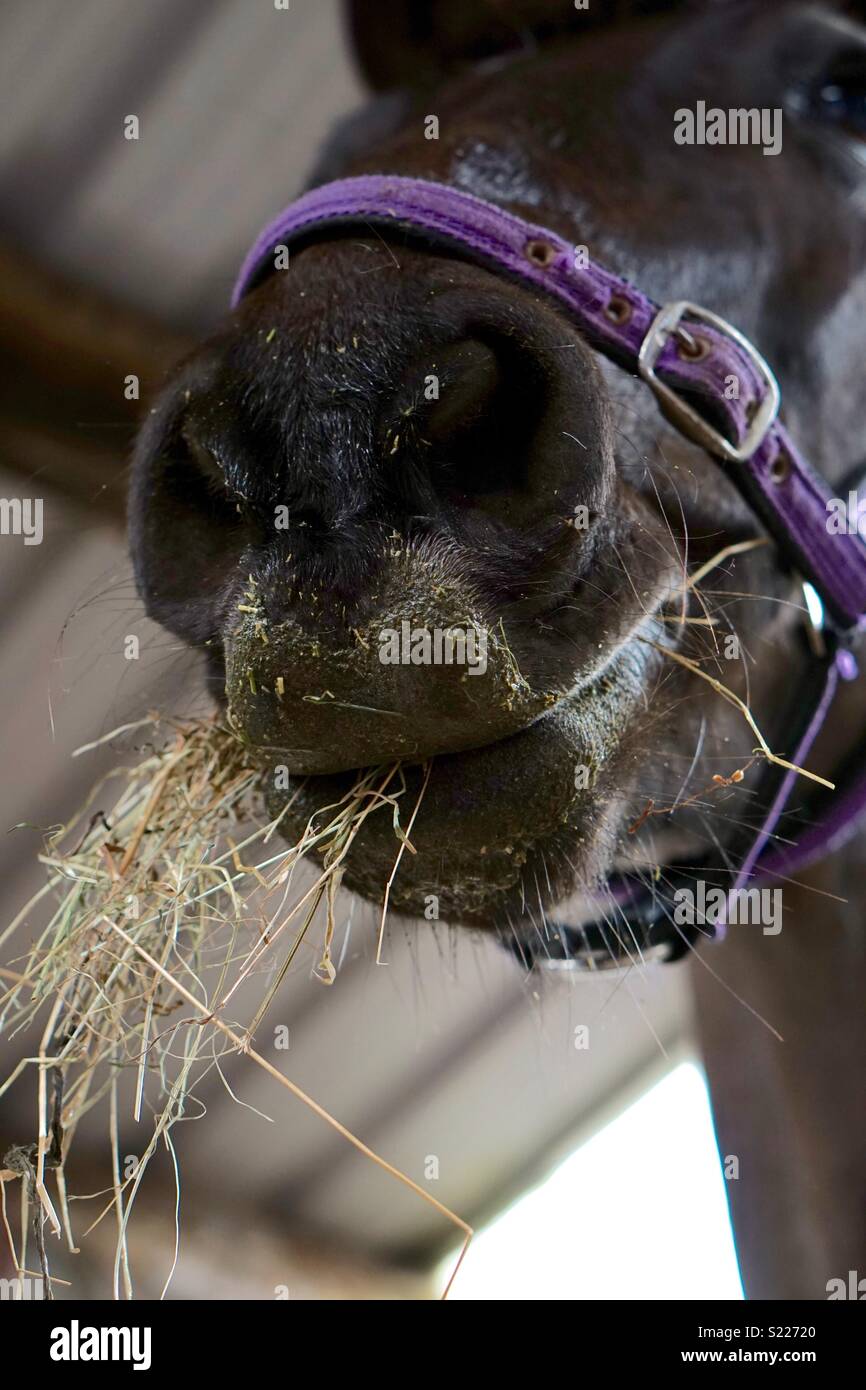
130,0,866,1297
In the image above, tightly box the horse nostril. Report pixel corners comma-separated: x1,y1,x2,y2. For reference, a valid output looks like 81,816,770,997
383,301,612,549
165,425,246,525
391,334,547,513
423,340,502,444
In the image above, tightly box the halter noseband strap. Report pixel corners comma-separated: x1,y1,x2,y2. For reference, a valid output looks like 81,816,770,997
233,175,866,971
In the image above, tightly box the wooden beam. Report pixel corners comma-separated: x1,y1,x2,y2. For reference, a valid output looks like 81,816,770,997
0,244,190,525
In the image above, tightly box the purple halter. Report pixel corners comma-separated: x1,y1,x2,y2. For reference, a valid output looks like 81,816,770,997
233,175,866,968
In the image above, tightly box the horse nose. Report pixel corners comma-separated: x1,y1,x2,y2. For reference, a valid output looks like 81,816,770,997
224,551,563,774
179,247,617,772
221,260,618,772
380,291,615,560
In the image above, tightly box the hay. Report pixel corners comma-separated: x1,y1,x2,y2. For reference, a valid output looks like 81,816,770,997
638,638,834,790
0,714,470,1298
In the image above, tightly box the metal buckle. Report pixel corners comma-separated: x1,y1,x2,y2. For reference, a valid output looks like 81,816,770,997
638,300,781,463
541,941,673,975
800,577,827,658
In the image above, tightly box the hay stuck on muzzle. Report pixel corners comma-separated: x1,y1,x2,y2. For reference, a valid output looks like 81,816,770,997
0,716,470,1298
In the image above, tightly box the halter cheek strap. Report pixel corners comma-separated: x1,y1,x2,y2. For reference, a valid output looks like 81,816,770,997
233,175,866,970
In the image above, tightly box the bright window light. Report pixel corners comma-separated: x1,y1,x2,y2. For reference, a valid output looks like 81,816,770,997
446,1061,744,1300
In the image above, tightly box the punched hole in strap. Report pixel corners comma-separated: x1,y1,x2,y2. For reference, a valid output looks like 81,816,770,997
524,237,558,268
769,454,790,483
675,329,710,362
604,294,633,326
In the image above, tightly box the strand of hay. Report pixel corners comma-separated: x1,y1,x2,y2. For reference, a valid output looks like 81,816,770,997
639,639,834,790
683,536,770,595
0,714,470,1298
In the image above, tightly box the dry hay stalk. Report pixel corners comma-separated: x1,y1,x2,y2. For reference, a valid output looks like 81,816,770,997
0,715,470,1299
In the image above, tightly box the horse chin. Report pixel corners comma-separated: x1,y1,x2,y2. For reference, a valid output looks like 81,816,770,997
259,621,667,928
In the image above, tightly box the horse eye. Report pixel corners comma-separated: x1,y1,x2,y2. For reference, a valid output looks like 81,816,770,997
794,47,866,139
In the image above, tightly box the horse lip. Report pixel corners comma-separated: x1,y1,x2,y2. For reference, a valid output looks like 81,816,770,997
261,609,669,786
232,697,560,777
